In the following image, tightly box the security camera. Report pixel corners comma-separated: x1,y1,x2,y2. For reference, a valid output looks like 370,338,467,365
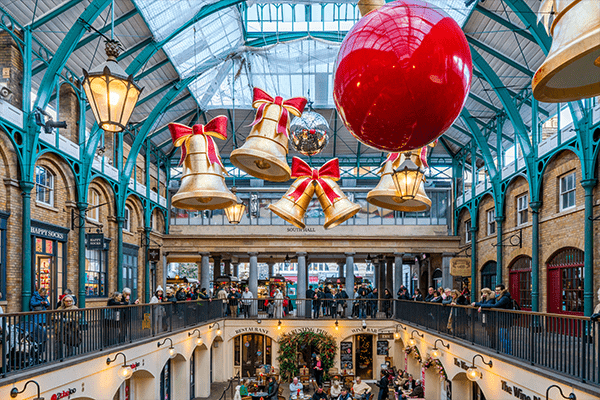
362,320,367,329
0,85,12,100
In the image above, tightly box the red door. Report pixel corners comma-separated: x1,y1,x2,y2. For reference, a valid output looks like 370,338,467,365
547,268,561,314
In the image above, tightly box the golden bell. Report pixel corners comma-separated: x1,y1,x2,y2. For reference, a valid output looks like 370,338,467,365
268,178,315,229
367,157,406,211
315,178,361,230
172,134,236,210
230,103,292,182
358,0,384,17
532,0,600,102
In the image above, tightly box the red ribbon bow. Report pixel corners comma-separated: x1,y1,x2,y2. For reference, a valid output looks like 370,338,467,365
169,115,228,168
288,157,341,204
250,87,307,137
383,140,438,170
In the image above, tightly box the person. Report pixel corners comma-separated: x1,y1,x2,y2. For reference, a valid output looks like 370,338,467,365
122,287,140,305
289,377,304,400
306,285,315,318
441,288,453,305
368,288,378,318
313,287,322,319
105,292,127,345
353,376,372,400
30,287,50,325
357,283,368,319
241,287,253,318
176,286,187,302
311,386,327,400
239,380,249,397
330,378,342,398
55,295,81,357
337,287,349,318
397,286,411,301
228,287,239,317
412,289,423,302
402,376,414,391
56,288,77,309
430,290,443,303
479,284,513,354
424,286,436,302
382,289,393,318
409,380,423,398
376,371,389,400
313,354,324,386
285,294,294,316
472,288,496,307
460,280,471,304
274,288,284,318
591,288,600,322
218,286,228,315
266,376,279,400
199,288,211,301
337,387,353,400
150,286,164,303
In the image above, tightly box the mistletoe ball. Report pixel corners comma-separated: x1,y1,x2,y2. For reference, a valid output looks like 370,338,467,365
333,0,472,152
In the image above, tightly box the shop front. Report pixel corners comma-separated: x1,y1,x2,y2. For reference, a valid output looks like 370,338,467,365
31,220,69,306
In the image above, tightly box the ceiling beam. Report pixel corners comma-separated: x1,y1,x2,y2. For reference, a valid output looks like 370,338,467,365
29,0,84,30
467,35,534,77
469,92,501,114
117,37,154,62
75,8,138,51
474,4,537,44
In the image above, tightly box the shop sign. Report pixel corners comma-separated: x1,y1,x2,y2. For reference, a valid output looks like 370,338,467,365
340,341,353,369
376,340,389,355
501,381,541,400
148,248,160,262
31,225,68,241
50,388,76,400
86,233,104,249
289,327,329,335
449,257,471,276
233,327,269,336
378,333,394,340
286,227,316,233
454,358,469,370
351,327,378,334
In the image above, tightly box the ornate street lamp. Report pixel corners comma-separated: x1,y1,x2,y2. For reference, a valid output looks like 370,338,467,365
392,153,425,200
82,39,143,133
224,188,246,224
466,354,493,382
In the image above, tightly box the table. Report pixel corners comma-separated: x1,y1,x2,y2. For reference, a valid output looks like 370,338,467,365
251,392,269,400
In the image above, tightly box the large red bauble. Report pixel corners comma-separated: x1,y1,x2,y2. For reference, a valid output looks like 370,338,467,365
333,0,472,152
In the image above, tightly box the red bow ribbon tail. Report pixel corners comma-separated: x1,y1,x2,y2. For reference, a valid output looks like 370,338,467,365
420,147,429,169
169,123,194,166
314,158,341,204
288,157,314,201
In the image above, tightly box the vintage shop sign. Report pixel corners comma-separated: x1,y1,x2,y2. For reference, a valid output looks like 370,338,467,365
51,388,76,400
233,327,269,336
286,227,316,233
289,327,330,335
501,380,542,400
450,257,471,276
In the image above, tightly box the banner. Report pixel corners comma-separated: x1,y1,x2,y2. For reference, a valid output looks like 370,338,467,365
449,257,471,276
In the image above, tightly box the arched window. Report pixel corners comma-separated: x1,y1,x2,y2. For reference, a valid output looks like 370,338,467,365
35,166,54,206
480,261,497,291
509,256,532,311
124,206,132,232
547,248,584,315
89,189,100,221
432,269,442,289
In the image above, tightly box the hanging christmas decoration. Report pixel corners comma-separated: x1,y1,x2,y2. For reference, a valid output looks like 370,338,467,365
278,331,337,381
269,158,360,229
422,356,448,382
169,116,237,210
333,0,472,152
533,0,600,102
289,110,331,156
230,87,307,182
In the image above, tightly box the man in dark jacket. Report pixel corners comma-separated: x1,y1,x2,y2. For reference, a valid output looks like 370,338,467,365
479,284,513,354
312,386,328,400
376,371,389,400
424,286,436,302
409,380,424,398
306,285,315,318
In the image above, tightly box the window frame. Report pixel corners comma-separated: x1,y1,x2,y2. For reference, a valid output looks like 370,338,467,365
89,189,100,222
35,166,55,206
559,172,576,211
486,209,496,236
124,206,132,232
465,219,472,243
516,194,528,226
123,244,139,300
85,235,108,298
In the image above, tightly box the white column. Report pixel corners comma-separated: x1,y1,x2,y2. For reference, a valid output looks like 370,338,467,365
200,252,210,292
345,252,354,299
297,252,307,317
394,253,403,295
248,252,259,316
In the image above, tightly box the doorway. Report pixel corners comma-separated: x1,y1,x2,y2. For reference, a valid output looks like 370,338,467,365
355,334,373,379
234,334,273,378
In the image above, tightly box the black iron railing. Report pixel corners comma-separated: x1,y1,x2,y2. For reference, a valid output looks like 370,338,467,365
0,300,223,378
393,300,599,385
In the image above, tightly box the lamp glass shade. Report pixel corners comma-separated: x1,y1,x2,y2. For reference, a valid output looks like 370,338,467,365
82,43,142,133
168,347,176,359
224,198,246,224
196,337,203,345
409,338,415,346
119,365,133,380
431,348,440,358
466,366,480,381
392,158,424,200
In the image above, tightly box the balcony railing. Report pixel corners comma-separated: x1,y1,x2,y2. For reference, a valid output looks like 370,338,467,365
394,300,599,385
170,189,450,227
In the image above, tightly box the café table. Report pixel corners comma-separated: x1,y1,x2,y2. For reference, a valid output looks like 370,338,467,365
251,391,269,400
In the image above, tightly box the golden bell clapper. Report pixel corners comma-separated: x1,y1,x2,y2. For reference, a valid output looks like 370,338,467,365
532,0,600,102
169,116,236,210
230,87,308,182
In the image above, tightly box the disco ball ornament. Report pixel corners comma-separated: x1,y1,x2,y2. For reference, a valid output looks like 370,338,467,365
333,0,472,152
289,110,331,156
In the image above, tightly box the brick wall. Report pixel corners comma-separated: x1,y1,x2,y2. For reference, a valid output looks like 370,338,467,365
0,30,23,109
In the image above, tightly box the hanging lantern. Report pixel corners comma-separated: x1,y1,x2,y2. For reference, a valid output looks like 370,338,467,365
392,153,425,201
224,189,246,224
289,110,330,156
82,40,143,133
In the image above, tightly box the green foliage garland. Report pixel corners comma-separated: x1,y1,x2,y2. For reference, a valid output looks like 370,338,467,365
277,331,338,381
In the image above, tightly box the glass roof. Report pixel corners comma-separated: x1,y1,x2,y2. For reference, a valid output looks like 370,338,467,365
134,0,476,109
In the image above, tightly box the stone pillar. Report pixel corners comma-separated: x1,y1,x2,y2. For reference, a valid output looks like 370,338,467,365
386,257,394,293
267,262,275,279
223,259,231,276
338,262,345,278
232,262,239,278
345,252,355,300
213,255,222,278
374,260,380,290
297,252,308,317
442,253,453,289
248,252,259,316
394,253,403,296
378,258,386,295
200,253,210,293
